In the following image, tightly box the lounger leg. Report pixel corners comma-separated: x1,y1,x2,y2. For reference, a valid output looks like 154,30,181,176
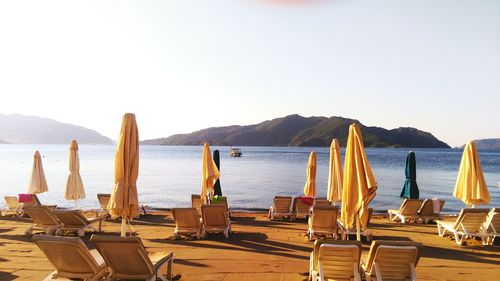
454,232,464,245
437,224,446,237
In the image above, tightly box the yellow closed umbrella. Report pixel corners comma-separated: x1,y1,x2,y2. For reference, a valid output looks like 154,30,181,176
453,141,490,207
327,139,343,203
108,113,140,237
341,124,377,241
201,143,220,203
65,140,86,207
28,150,49,194
303,151,317,198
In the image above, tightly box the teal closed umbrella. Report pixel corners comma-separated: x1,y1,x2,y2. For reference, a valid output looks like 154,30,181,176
400,151,419,199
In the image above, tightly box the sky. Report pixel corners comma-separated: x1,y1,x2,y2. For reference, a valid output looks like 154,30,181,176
0,0,498,147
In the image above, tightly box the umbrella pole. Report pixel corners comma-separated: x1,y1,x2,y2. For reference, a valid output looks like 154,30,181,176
121,218,127,237
356,214,361,241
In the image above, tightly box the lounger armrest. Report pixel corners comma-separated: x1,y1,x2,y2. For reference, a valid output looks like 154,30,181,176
89,249,106,267
150,252,174,267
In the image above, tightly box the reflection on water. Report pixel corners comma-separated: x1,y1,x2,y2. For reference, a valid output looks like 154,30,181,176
0,145,498,212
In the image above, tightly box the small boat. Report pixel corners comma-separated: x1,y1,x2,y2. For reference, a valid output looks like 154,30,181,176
230,147,242,157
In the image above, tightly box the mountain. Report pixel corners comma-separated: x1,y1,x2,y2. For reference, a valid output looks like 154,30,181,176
464,138,500,150
0,114,113,144
142,114,450,148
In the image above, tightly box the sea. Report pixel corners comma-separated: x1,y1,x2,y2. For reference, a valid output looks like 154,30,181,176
0,145,499,213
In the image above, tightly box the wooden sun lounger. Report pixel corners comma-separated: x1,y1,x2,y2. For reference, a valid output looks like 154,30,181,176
201,204,231,239
309,239,362,281
2,196,22,217
338,208,374,242
483,208,499,245
361,240,423,281
292,197,312,220
268,196,293,220
418,199,445,223
388,199,424,223
172,208,202,239
91,234,174,281
307,206,339,241
23,206,62,236
32,235,108,281
53,210,103,237
436,208,492,246
191,194,203,216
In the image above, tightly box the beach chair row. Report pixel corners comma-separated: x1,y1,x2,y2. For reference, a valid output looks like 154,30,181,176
33,234,174,281
436,207,499,246
2,194,57,217
309,239,423,281
172,204,231,239
22,206,103,237
388,198,445,223
268,196,333,221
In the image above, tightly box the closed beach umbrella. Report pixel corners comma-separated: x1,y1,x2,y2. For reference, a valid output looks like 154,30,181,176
213,150,222,196
453,141,490,207
341,124,377,241
327,139,343,202
303,151,317,198
400,151,419,199
28,150,49,194
201,143,220,202
109,113,140,237
65,140,86,206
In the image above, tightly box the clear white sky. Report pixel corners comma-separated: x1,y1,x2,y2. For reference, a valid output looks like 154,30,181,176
0,0,498,147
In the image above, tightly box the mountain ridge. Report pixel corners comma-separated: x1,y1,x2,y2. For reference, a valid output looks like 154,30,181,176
142,114,450,148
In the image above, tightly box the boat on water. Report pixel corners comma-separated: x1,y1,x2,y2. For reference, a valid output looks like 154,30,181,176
230,147,242,157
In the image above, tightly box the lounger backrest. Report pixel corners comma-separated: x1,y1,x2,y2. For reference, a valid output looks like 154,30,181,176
53,210,89,227
211,196,229,211
91,235,154,279
399,199,424,215
24,206,60,226
310,206,338,230
22,194,40,208
372,245,419,280
314,198,331,207
172,208,200,229
318,243,362,280
293,197,310,214
419,199,445,216
274,196,292,214
364,240,423,274
191,194,203,215
454,208,489,233
97,194,110,210
32,235,102,279
312,240,362,273
4,196,20,209
486,208,500,234
202,204,228,228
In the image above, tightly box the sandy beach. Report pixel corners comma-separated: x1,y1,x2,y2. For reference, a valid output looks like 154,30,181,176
0,210,499,281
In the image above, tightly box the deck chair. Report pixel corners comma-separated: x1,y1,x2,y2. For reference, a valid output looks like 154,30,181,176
91,235,174,281
293,196,313,220
309,239,362,281
53,210,103,237
23,206,62,235
172,208,202,239
418,199,445,223
97,194,111,218
191,194,203,216
484,208,500,245
2,196,22,217
32,235,108,281
339,208,374,242
362,240,423,281
268,196,293,220
201,204,231,239
388,199,424,223
436,208,492,245
314,198,331,207
20,194,57,211
308,206,340,241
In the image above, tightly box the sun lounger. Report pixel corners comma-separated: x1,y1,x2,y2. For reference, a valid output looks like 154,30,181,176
309,239,362,281
2,196,22,217
483,208,500,245
201,204,231,239
388,199,424,223
418,198,445,223
314,198,331,207
268,196,293,220
361,240,423,281
436,208,492,245
308,206,340,241
191,194,203,216
293,196,313,220
91,234,174,281
97,193,111,218
338,208,374,242
23,206,62,235
53,210,103,237
32,235,108,281
20,194,57,211
172,208,202,239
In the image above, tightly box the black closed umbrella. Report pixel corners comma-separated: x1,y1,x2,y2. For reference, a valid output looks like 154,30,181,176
213,150,222,196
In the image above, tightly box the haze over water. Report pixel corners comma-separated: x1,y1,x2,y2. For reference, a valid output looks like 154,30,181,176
0,144,498,212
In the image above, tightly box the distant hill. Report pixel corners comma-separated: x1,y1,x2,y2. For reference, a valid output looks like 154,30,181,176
462,138,500,150
0,139,8,144
0,114,113,144
142,114,450,148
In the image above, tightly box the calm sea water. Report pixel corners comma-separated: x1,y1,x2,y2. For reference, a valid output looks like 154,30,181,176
0,145,499,212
